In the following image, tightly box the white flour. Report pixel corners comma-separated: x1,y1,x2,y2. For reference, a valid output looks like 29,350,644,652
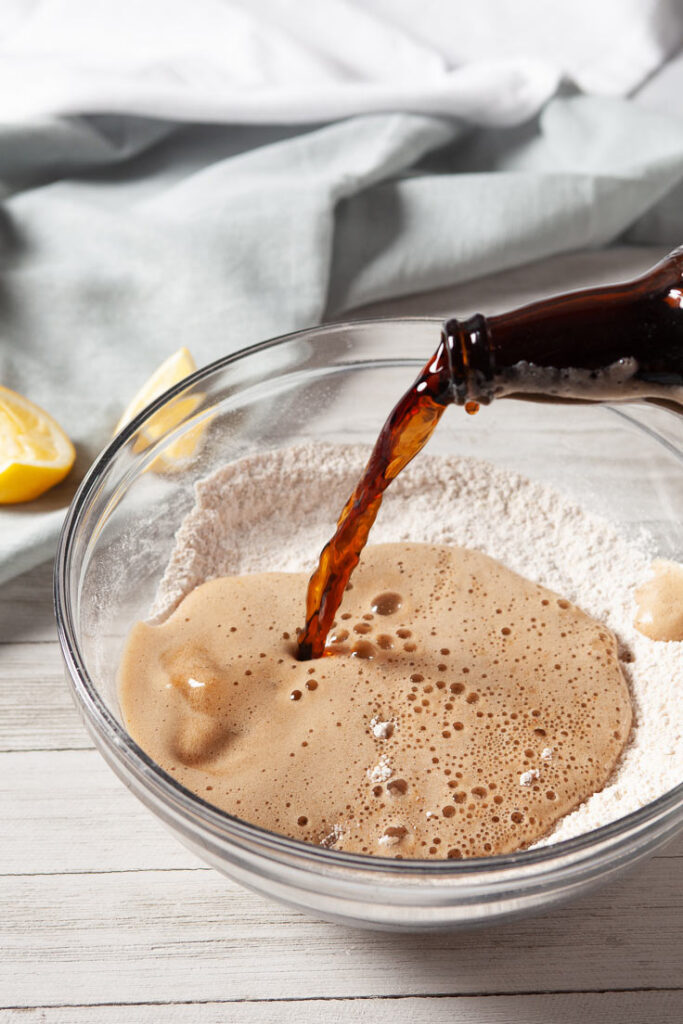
151,443,682,847
371,718,394,740
367,755,393,784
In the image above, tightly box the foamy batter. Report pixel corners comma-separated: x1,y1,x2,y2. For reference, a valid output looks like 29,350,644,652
119,543,632,857
118,445,683,853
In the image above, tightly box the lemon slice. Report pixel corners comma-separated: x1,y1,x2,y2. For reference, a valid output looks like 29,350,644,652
115,347,204,472
0,386,76,504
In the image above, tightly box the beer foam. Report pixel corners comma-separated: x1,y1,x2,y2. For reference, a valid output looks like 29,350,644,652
138,444,682,850
119,544,633,857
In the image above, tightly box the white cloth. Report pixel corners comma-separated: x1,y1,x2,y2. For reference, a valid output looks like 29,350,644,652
0,0,679,127
0,1,682,583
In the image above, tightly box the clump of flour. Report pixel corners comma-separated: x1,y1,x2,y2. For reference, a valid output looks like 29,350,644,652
371,718,394,739
150,443,682,847
367,755,393,784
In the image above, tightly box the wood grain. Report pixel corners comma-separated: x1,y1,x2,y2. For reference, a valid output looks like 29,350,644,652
0,643,88,751
0,750,198,874
4,992,683,1023
0,562,56,644
2,856,682,1006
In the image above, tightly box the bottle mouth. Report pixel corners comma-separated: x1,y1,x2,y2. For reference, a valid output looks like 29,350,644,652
443,314,495,405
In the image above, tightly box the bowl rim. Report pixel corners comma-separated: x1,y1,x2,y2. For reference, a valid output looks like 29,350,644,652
54,316,683,877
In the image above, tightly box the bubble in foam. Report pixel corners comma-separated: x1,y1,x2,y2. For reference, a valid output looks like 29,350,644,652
379,825,407,847
387,778,408,795
371,592,403,616
351,640,376,659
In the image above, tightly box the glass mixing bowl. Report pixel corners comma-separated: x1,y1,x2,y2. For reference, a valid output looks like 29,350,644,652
55,319,683,931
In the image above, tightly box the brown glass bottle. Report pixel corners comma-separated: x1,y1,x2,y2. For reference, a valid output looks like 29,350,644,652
444,246,683,409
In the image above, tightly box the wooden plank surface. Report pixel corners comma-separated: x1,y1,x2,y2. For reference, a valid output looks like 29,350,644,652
2,856,683,1007
1,749,197,873
4,992,683,1023
0,644,87,751
0,561,56,644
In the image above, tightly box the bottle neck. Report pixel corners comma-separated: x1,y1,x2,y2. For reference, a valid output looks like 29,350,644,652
445,248,683,408
444,314,495,405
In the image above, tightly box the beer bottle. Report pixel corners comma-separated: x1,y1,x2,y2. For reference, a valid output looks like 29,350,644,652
444,246,683,409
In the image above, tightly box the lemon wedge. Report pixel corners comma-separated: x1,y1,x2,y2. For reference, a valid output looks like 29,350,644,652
115,347,204,472
0,386,76,504
114,347,197,437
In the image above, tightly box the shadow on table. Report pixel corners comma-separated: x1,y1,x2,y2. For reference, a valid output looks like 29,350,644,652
345,840,681,1005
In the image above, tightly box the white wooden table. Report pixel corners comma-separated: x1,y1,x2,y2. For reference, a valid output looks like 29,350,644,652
2,250,682,1022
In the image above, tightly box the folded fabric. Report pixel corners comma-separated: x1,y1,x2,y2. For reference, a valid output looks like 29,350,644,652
1,1,683,583
1,0,679,124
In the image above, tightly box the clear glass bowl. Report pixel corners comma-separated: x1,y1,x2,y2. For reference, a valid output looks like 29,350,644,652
55,319,683,931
